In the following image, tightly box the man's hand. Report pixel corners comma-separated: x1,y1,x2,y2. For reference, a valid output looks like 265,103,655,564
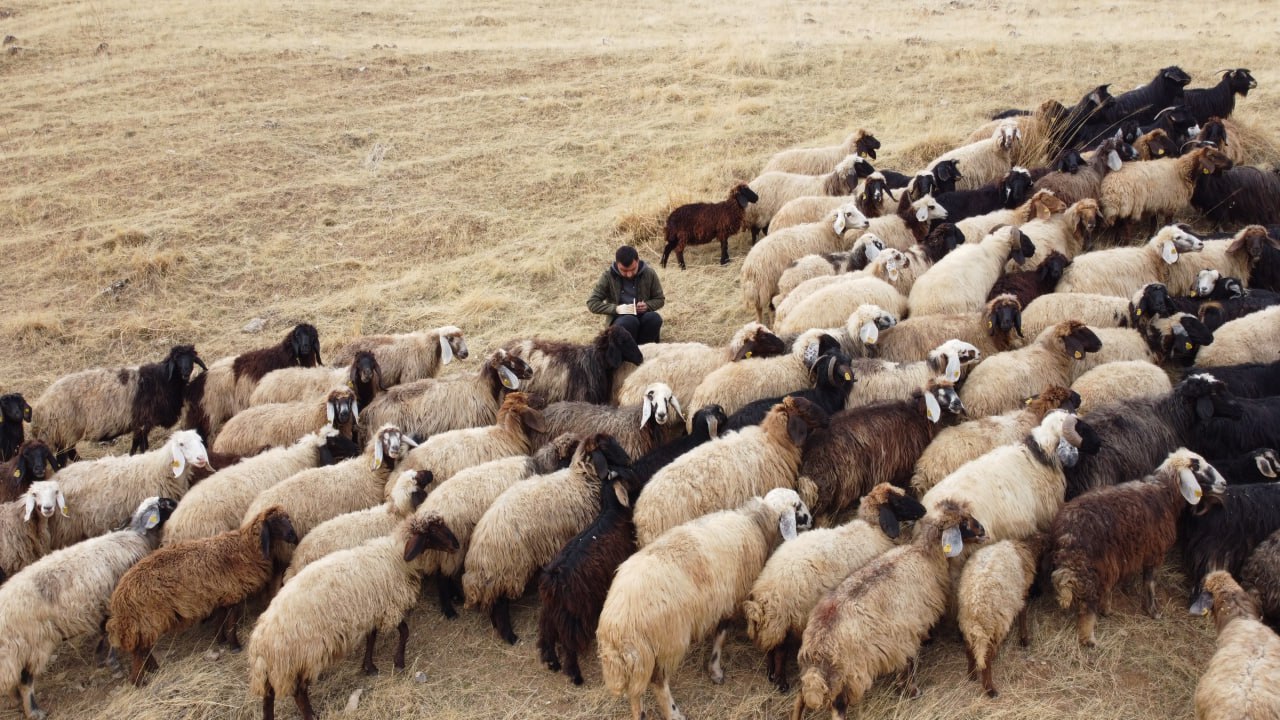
636,301,648,314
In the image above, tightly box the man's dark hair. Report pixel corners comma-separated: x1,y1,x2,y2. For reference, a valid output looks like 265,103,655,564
615,245,639,266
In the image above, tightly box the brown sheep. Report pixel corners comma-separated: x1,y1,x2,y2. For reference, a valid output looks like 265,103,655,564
662,183,760,269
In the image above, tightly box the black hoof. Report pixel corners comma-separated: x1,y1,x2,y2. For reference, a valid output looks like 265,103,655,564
719,257,730,266
774,681,789,694
571,674,583,686
363,666,379,676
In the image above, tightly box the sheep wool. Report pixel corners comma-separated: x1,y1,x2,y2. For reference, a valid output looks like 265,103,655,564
613,322,787,407
0,480,65,580
1071,360,1172,415
1193,571,1280,720
957,534,1045,697
1195,305,1280,368
400,391,547,485
330,326,468,386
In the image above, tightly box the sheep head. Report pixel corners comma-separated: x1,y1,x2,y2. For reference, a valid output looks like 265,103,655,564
920,379,964,423
1160,65,1192,88
166,430,210,477
858,483,926,540
532,433,581,473
1131,282,1174,324
922,500,986,558
286,323,322,367
1192,269,1221,298
1023,385,1082,417
859,173,894,214
1024,189,1068,221
403,513,460,562
348,351,383,392
254,506,299,561
999,226,1035,267
1226,225,1278,264
1051,321,1102,360
849,234,886,268
497,392,547,436
762,487,812,542
1179,374,1243,422
490,349,534,391
922,223,963,261
1052,149,1084,174
0,392,31,425
1192,146,1234,177
1069,200,1101,248
1137,129,1175,159
831,204,870,236
163,345,206,383
927,339,981,383
1165,314,1214,364
1161,449,1226,509
130,496,179,534
731,183,759,208
731,323,787,361
931,160,962,193
905,194,947,224
23,480,65,521
810,351,856,397
325,387,359,428
1037,251,1072,286
601,324,645,369
690,404,726,442
1198,118,1228,149
371,425,415,470
1191,571,1260,633
1152,224,1204,264
844,304,897,349
1001,168,1034,208
640,383,682,428
835,155,872,192
796,329,843,367
871,248,910,285
774,396,829,448
854,130,880,160
909,171,936,201
10,440,56,485
390,469,434,515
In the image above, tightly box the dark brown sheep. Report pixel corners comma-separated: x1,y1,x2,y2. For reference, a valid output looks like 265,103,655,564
662,183,760,269
986,251,1071,309
0,393,32,462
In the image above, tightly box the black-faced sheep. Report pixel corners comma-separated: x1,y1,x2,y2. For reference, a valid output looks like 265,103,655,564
1194,360,1280,398
1210,448,1279,486
599,488,812,720
1185,69,1257,124
1191,162,1280,229
1182,480,1280,609
958,320,1103,417
685,331,841,422
1134,127,1178,160
106,505,299,684
762,130,881,175
791,501,986,720
212,386,358,456
247,513,459,720
935,167,1034,222
0,497,176,720
0,393,32,462
503,324,643,405
330,325,468,386
249,350,383,407
744,483,925,693
661,183,760,269
1050,448,1225,645
1097,145,1233,229
987,251,1071,310
400,391,548,485
876,294,1024,364
724,352,855,431
31,344,206,462
1189,570,1280,720
184,324,320,442
0,441,57,504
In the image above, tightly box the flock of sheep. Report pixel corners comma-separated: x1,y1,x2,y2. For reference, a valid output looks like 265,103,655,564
1,62,1280,720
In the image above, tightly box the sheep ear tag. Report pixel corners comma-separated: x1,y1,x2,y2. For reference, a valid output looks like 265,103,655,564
945,354,961,383
1161,241,1179,265
170,443,186,478
942,526,963,558
924,391,941,424
859,322,879,345
1179,468,1203,504
439,334,455,365
1189,591,1214,616
498,365,520,390
145,511,161,530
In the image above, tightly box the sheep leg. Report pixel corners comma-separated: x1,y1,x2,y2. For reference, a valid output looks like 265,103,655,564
536,606,561,672
718,236,730,266
1077,606,1098,647
293,682,316,720
980,645,999,698
964,645,977,681
1099,588,1113,616
128,648,153,687
262,682,276,720
767,646,787,693
706,619,730,684
18,667,45,720
676,248,687,271
629,693,645,720
490,597,518,645
1018,607,1030,647
1143,566,1161,619
651,669,686,720
832,690,850,719
224,604,244,652
394,620,409,671
129,427,151,455
362,629,380,675
896,656,921,699
435,574,459,619
563,647,584,686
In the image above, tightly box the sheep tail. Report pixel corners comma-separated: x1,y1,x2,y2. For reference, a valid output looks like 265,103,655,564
968,633,992,672
249,653,269,698
800,666,830,711
598,637,648,698
460,569,495,610
1051,564,1081,609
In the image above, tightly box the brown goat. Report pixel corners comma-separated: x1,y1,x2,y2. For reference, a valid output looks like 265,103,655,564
662,183,760,269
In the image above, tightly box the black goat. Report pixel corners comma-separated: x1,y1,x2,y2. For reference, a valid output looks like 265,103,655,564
1139,105,1198,153
935,168,1033,222
1103,66,1192,126
1054,84,1116,152
724,352,856,431
1185,69,1257,125
0,393,31,462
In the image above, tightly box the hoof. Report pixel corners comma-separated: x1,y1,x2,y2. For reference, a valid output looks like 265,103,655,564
546,661,561,672
571,675,583,686
907,687,923,700
774,681,789,694
719,257,730,266
986,688,999,699
503,633,519,646
363,666,379,676
441,607,458,620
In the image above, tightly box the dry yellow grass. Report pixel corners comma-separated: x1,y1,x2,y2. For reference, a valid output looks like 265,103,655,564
2,0,1277,718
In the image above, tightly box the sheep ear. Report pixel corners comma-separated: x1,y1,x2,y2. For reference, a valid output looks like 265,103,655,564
614,481,630,508
57,490,67,517
522,408,547,434
878,506,901,539
778,508,798,542
923,391,941,424
1062,335,1084,360
439,334,454,365
863,241,881,261
1179,467,1203,504
859,321,879,345
497,365,521,390
1189,590,1214,616
373,438,385,470
326,401,336,424
1258,453,1278,479
170,442,186,478
942,525,964,557
404,533,429,562
915,205,929,222
1161,240,1179,264
945,354,961,383
786,414,809,446
351,399,359,424
640,400,652,429
23,494,35,522
670,395,685,421
144,506,162,530
1196,396,1215,420
260,523,273,561
832,213,846,235
1107,150,1122,172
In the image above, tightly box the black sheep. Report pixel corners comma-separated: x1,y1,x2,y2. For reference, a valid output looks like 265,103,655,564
935,168,1034,223
1208,447,1278,485
0,393,31,462
987,251,1070,309
1180,480,1280,601
855,173,896,219
1187,393,1280,460
130,344,208,454
724,352,856,432
1102,66,1192,126
0,440,58,503
504,324,645,405
1192,361,1280,399
1184,69,1257,125
537,469,642,685
630,404,726,486
662,183,759,269
1191,164,1280,228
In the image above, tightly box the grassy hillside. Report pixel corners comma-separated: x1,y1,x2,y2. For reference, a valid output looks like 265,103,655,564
1,0,1277,717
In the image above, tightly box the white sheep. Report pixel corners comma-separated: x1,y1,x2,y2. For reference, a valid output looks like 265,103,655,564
399,391,547,485
875,293,1025,363
613,322,786,407
908,225,1035,316
957,534,1045,697
846,339,982,408
851,193,948,251
248,350,382,406
1191,570,1280,720
0,480,65,581
1099,145,1233,227
329,325,468,386
774,267,908,335
212,386,358,456
1194,305,1280,367
743,155,869,240
771,236,885,302
762,130,879,175
1071,360,1173,415
958,321,1104,417
1020,292,1131,340
928,119,1022,190
598,488,812,720
1010,198,1102,270
684,329,837,422
537,383,683,461
1055,224,1207,298
955,188,1067,245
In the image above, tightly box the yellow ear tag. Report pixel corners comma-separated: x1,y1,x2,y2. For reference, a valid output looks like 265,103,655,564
1074,351,1083,359
1135,308,1143,316
348,380,356,389
171,460,181,470
745,352,752,358
1203,168,1211,174
61,507,69,517
147,513,159,526
943,542,953,553
1185,342,1194,350
1195,488,1203,498
844,372,852,381
1170,247,1179,258
1202,606,1211,616
859,193,866,201
1025,397,1033,404
1157,149,1165,156
13,469,20,478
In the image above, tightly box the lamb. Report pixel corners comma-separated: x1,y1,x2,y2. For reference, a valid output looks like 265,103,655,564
415,434,581,619
1056,224,1206,298
851,192,948,252
762,130,881,175
743,156,870,241
923,410,1100,543
613,321,787,407
106,505,300,684
0,480,65,582
536,464,642,685
661,183,760,269
935,167,1034,222
1050,448,1225,645
844,340,982,408
1071,360,1173,414
875,294,1024,364
739,203,870,324
634,396,825,546
212,386,358,456
184,324,321,442
1195,305,1280,367
240,425,417,565
400,391,548,484
599,488,812,720
281,469,431,583
1185,69,1257,125
0,393,32,462
908,225,1035,316
958,320,1103,418
49,430,209,549
790,501,986,720
1190,570,1280,720
770,236,886,302
1020,292,1131,340
357,348,534,441
928,119,1023,190
0,441,57,504
803,380,966,525
0,496,175,720
247,512,459,720
249,350,382,407
1033,136,1127,205
1101,65,1192,126
161,426,358,546
503,324,644,405
957,533,1045,697
743,483,925,693
1097,145,1233,228
330,325,468,386
685,330,841,422
463,433,633,644
30,344,206,462
1191,163,1280,230
987,251,1072,309
1062,373,1239,498
536,383,682,461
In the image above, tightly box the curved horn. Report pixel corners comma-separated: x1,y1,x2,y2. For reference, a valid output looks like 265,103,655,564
1061,414,1083,446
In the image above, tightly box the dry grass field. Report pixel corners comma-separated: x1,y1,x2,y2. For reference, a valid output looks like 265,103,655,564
2,0,1279,718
